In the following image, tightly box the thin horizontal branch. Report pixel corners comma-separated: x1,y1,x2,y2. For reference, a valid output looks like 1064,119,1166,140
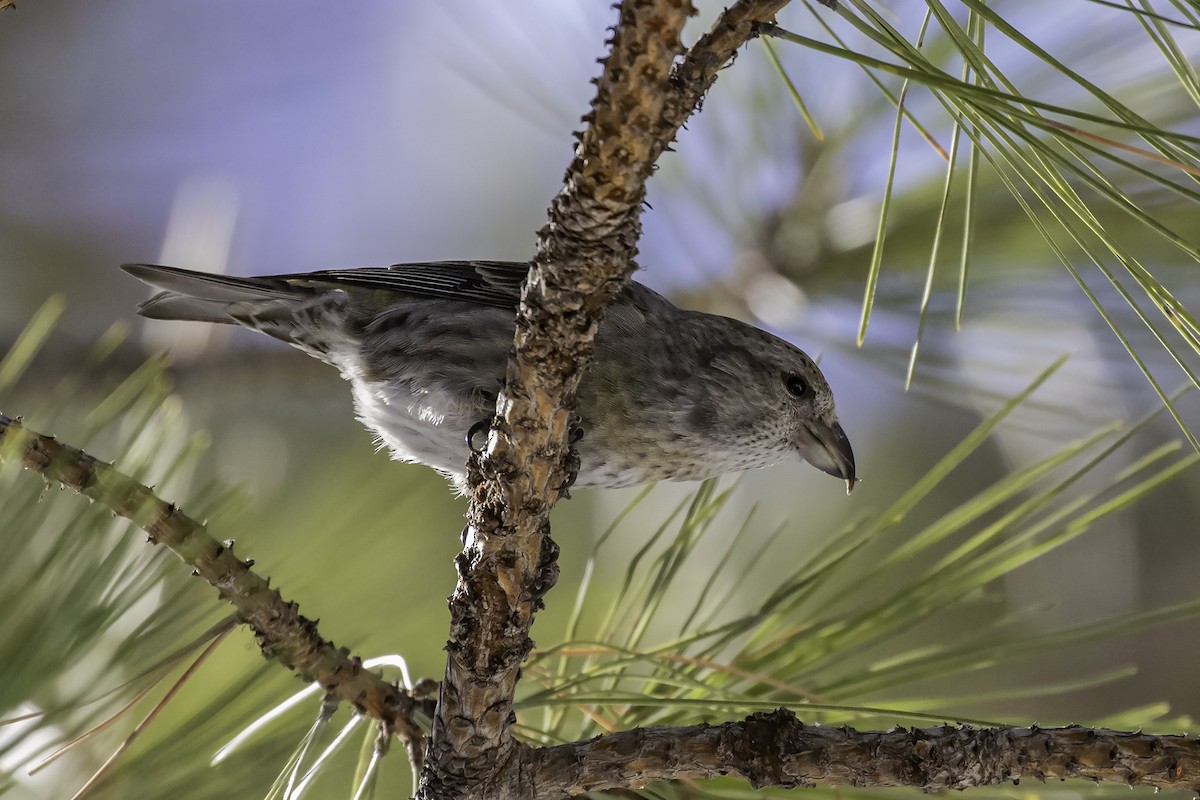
526,710,1200,798
0,412,435,766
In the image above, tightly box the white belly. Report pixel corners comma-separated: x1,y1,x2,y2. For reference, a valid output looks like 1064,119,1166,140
351,377,481,487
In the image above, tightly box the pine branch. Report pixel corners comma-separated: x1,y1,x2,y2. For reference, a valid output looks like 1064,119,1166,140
421,0,793,797
0,412,436,768
525,711,1200,798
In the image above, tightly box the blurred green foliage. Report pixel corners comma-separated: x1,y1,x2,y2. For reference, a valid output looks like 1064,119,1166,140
3,2,1200,799
2,301,1198,799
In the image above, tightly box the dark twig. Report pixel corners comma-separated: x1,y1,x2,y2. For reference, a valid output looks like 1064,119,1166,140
526,711,1200,798
0,412,436,765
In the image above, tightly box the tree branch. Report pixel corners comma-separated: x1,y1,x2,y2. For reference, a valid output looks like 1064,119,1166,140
0,412,436,768
421,1,794,797
525,710,1200,798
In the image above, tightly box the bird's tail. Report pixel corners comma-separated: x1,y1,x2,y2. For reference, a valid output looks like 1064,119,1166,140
121,263,348,358
121,263,312,324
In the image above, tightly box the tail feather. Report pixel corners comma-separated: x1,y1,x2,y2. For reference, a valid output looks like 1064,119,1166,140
121,263,345,359
136,293,240,324
121,263,313,324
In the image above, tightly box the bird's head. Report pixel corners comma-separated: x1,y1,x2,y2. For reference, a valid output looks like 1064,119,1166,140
694,319,856,494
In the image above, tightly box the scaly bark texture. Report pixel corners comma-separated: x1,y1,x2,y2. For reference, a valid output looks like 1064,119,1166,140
0,413,434,765
524,711,1200,797
5,3,1197,797
420,1,791,798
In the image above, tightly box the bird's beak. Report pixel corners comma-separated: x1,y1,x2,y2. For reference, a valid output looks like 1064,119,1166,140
795,419,856,494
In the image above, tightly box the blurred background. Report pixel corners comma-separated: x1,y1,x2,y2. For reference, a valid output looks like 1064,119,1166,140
1,1,1199,798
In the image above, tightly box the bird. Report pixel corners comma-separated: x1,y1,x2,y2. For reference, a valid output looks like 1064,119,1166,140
123,261,855,494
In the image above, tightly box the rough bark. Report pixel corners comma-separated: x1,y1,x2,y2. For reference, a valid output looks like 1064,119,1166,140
524,711,1200,797
0,412,435,766
10,1,1195,798
418,1,794,798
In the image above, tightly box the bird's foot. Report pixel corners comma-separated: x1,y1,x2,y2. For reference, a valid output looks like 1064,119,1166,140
555,465,578,500
466,417,493,454
528,532,560,610
556,415,584,499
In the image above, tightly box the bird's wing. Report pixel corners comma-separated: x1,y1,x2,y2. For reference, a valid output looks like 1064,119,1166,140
296,261,529,309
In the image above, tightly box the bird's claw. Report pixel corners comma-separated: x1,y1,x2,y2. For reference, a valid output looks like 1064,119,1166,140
555,416,584,498
466,417,492,454
555,467,578,499
528,534,560,610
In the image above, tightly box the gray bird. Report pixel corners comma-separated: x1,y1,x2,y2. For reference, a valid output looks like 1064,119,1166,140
123,262,855,493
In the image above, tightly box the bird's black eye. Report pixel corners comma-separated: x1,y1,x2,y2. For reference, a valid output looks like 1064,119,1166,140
785,374,808,398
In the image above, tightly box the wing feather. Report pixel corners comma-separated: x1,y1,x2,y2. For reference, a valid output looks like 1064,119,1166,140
296,260,527,309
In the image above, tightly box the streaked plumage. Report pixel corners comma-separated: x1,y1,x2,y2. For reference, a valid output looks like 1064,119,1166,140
123,261,855,493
